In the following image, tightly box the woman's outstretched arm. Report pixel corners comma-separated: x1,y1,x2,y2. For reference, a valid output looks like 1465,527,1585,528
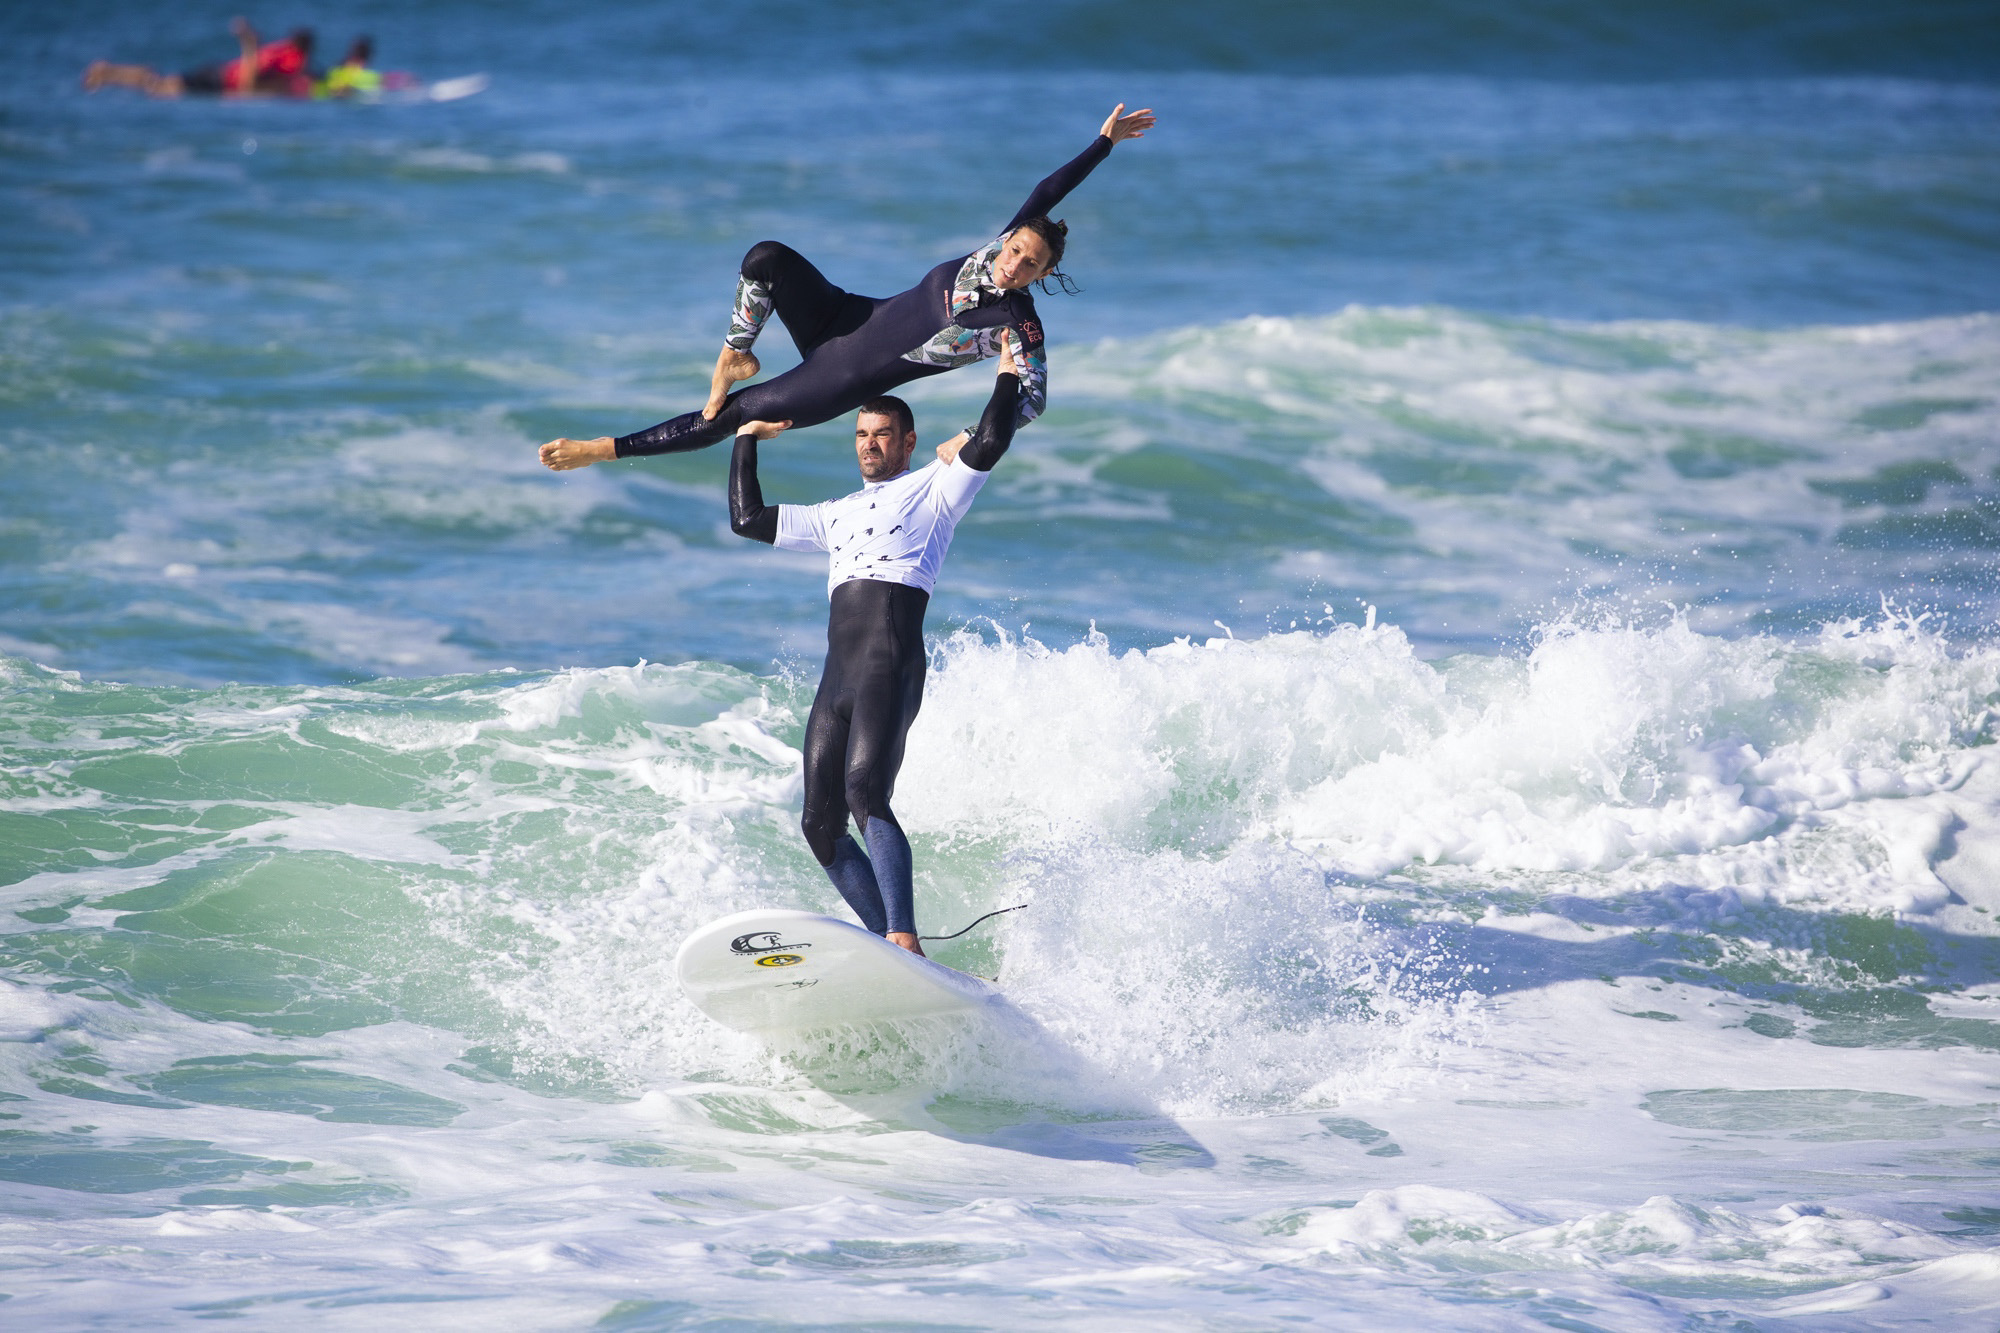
1003,103,1156,232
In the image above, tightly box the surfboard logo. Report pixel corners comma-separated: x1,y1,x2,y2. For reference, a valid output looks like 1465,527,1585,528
754,954,804,968
731,931,811,957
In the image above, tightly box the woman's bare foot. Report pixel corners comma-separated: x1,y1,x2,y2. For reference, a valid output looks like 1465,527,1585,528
83,61,110,91
704,348,759,420
886,931,926,957
539,435,616,471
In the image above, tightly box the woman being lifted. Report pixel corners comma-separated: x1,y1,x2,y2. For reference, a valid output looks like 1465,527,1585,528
539,103,1154,471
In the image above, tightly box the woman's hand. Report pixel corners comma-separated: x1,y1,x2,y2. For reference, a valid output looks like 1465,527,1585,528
1100,103,1156,144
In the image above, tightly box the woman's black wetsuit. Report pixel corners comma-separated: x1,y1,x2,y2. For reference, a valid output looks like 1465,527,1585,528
612,135,1112,458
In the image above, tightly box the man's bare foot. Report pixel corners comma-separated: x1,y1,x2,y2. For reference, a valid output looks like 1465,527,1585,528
539,435,616,471
704,348,759,420
886,931,926,957
83,62,171,95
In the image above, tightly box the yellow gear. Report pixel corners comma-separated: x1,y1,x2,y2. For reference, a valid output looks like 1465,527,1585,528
317,65,384,99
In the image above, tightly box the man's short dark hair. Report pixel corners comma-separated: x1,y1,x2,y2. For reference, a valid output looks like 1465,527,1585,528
856,396,914,439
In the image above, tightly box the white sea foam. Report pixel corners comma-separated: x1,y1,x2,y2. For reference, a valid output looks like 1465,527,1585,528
895,610,1999,921
3,617,1997,1326
0,980,82,1041
397,148,571,176
285,607,1995,1135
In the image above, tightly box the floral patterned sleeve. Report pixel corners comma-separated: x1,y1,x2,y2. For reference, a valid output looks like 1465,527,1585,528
724,272,774,353
1007,329,1046,429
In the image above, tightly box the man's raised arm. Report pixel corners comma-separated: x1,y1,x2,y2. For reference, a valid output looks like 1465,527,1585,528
957,368,1021,473
728,419,791,544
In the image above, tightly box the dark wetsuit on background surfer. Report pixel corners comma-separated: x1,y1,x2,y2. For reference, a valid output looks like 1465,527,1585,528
725,356,1023,955
538,103,1154,474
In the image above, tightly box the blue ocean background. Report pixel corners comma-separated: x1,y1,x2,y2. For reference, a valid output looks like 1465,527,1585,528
4,2,2000,1327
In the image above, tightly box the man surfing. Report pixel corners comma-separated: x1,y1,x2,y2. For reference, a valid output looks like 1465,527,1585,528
725,350,1025,953
538,103,1153,474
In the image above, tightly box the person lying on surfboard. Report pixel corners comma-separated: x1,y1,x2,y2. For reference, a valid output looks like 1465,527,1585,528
316,36,385,100
537,102,1154,474
85,17,316,99
724,351,1026,955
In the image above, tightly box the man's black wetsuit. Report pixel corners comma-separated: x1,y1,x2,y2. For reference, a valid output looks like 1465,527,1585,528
729,375,1020,936
614,134,1115,460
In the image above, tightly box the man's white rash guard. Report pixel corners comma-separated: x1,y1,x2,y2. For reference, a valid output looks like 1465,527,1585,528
773,458,988,596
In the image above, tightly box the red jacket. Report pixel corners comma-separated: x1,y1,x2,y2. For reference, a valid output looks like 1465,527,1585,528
222,40,311,96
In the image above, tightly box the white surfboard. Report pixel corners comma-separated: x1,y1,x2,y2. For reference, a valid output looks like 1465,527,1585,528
373,73,489,104
675,908,1002,1034
425,74,489,103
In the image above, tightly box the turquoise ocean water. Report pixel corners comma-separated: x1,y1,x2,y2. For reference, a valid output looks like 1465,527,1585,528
5,2,2000,1326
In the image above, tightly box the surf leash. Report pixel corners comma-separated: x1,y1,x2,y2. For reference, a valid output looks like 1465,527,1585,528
920,903,1027,941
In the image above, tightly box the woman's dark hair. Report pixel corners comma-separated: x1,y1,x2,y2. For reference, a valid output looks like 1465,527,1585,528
345,36,374,64
1014,215,1079,295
